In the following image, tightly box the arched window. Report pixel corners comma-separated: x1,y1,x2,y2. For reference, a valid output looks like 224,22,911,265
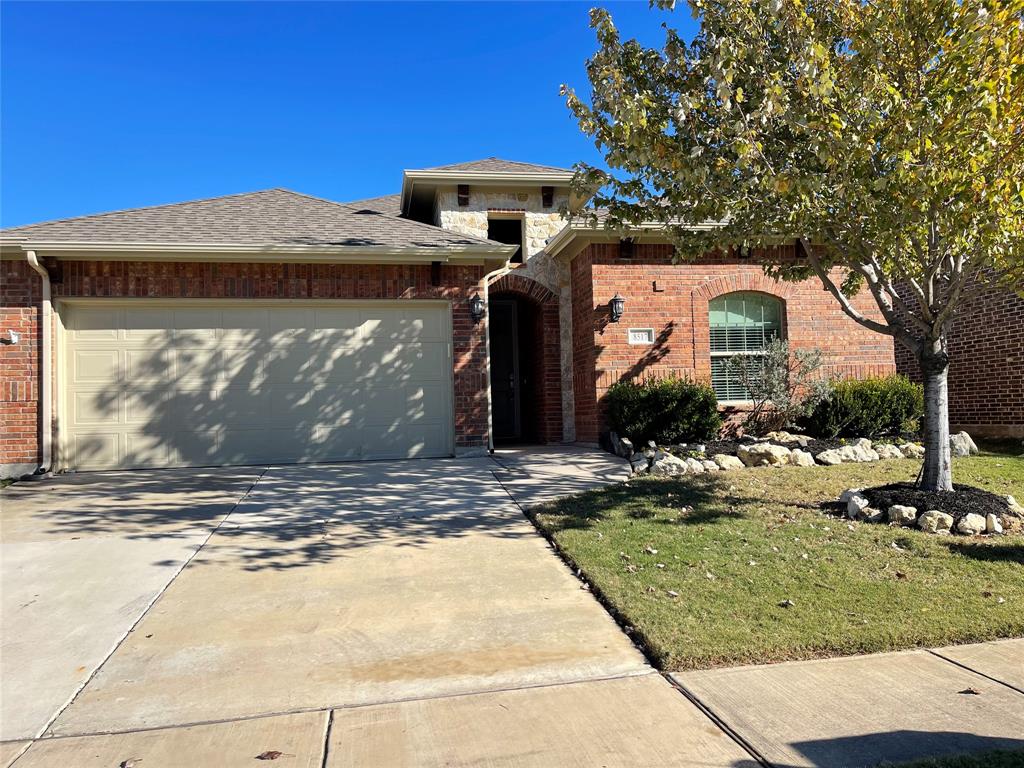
709,292,784,401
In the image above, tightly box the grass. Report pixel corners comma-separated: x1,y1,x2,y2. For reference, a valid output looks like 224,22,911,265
531,445,1024,671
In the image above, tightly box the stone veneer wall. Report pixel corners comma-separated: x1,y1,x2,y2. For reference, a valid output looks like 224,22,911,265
436,187,569,259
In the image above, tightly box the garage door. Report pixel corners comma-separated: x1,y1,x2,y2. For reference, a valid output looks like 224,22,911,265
61,302,454,470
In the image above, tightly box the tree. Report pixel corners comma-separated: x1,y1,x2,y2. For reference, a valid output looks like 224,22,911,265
563,0,1023,491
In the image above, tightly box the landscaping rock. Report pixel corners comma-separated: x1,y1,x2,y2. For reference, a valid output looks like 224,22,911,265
862,507,886,523
918,510,954,534
846,493,870,519
874,444,904,460
956,513,987,535
789,449,816,467
675,443,706,454
629,453,649,474
817,439,880,464
738,442,792,467
649,452,689,477
712,454,745,471
949,431,980,457
701,459,720,472
840,488,864,503
609,432,634,459
899,443,926,459
684,457,706,474
986,513,1004,535
764,431,811,446
888,505,918,526
1005,496,1024,518
815,448,846,466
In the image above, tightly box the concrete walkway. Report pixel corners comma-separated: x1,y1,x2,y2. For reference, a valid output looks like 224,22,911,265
3,449,1022,767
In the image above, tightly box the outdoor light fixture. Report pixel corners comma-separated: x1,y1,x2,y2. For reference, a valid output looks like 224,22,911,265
469,295,485,323
609,293,626,323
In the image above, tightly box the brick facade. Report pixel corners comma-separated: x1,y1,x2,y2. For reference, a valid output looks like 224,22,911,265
489,272,563,443
569,242,897,442
0,259,489,470
895,285,1024,438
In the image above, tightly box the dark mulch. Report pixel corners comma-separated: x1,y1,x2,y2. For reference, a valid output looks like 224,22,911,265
702,437,852,457
862,483,1011,522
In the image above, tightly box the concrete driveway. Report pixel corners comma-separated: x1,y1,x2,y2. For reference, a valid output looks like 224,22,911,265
0,449,752,766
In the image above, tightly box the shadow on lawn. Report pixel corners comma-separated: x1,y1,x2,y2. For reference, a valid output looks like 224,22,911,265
942,539,1024,565
533,474,755,532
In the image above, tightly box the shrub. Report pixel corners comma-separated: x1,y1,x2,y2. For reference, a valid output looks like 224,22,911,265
727,340,832,435
802,375,924,439
605,376,722,446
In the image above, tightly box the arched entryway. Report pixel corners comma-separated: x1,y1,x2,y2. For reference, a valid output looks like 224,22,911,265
489,274,562,444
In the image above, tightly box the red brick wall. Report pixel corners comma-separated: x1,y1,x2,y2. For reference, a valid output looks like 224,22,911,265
570,242,897,440
571,253,599,442
0,259,490,470
489,271,563,443
895,286,1024,438
1,261,42,467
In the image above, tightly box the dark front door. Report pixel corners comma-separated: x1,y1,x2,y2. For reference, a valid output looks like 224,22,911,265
489,298,521,441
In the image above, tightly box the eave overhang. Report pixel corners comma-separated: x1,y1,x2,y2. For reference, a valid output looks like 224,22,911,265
400,169,577,216
0,239,516,268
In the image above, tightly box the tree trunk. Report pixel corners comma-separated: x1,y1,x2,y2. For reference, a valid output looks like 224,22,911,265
919,345,953,492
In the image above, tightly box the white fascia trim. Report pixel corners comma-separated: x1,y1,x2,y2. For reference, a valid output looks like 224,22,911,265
545,219,727,259
2,241,516,264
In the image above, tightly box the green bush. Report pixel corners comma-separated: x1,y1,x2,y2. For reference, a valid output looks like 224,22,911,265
802,375,924,439
605,376,722,446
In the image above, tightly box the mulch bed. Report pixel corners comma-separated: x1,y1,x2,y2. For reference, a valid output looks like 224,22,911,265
861,483,1012,522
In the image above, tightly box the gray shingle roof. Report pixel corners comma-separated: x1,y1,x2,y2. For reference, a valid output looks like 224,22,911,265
419,157,573,175
344,193,402,216
1,188,500,249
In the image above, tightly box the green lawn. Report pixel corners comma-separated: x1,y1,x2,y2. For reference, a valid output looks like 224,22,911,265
531,446,1024,670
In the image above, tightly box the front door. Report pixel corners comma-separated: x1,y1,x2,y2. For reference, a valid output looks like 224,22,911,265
489,299,521,441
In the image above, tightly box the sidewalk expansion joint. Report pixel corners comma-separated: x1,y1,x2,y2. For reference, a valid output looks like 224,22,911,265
926,648,1024,696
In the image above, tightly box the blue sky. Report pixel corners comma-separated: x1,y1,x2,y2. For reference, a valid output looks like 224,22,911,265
1,1,694,227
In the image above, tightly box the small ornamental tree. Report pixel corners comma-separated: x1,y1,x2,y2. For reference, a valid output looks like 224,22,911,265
563,0,1023,491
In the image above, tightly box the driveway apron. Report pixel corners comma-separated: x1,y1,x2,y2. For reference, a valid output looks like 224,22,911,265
44,457,648,736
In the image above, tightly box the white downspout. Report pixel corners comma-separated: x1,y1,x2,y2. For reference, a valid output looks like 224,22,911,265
482,261,512,452
25,251,52,473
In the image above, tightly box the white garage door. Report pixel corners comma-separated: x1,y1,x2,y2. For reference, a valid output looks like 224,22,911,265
61,301,454,470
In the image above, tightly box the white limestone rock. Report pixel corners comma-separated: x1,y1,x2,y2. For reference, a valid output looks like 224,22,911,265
956,513,987,535
816,448,846,466
874,444,904,460
888,505,918,526
840,488,865,503
712,454,745,471
986,514,1004,535
918,510,954,534
684,457,706,474
789,449,816,467
737,442,792,467
900,443,926,459
649,452,689,477
949,431,980,457
701,459,721,472
846,493,870,519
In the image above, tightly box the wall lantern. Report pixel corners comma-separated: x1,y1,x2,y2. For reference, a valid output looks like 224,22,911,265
609,293,626,323
469,295,486,323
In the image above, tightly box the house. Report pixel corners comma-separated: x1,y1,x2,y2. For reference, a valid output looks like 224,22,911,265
0,158,896,477
895,285,1024,440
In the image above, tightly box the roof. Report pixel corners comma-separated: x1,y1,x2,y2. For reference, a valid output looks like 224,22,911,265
417,157,573,175
0,188,503,251
343,193,402,216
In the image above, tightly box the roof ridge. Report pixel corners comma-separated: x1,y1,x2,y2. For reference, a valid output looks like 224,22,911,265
0,188,291,234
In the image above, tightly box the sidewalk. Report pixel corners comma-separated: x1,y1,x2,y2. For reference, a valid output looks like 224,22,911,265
5,638,1021,767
